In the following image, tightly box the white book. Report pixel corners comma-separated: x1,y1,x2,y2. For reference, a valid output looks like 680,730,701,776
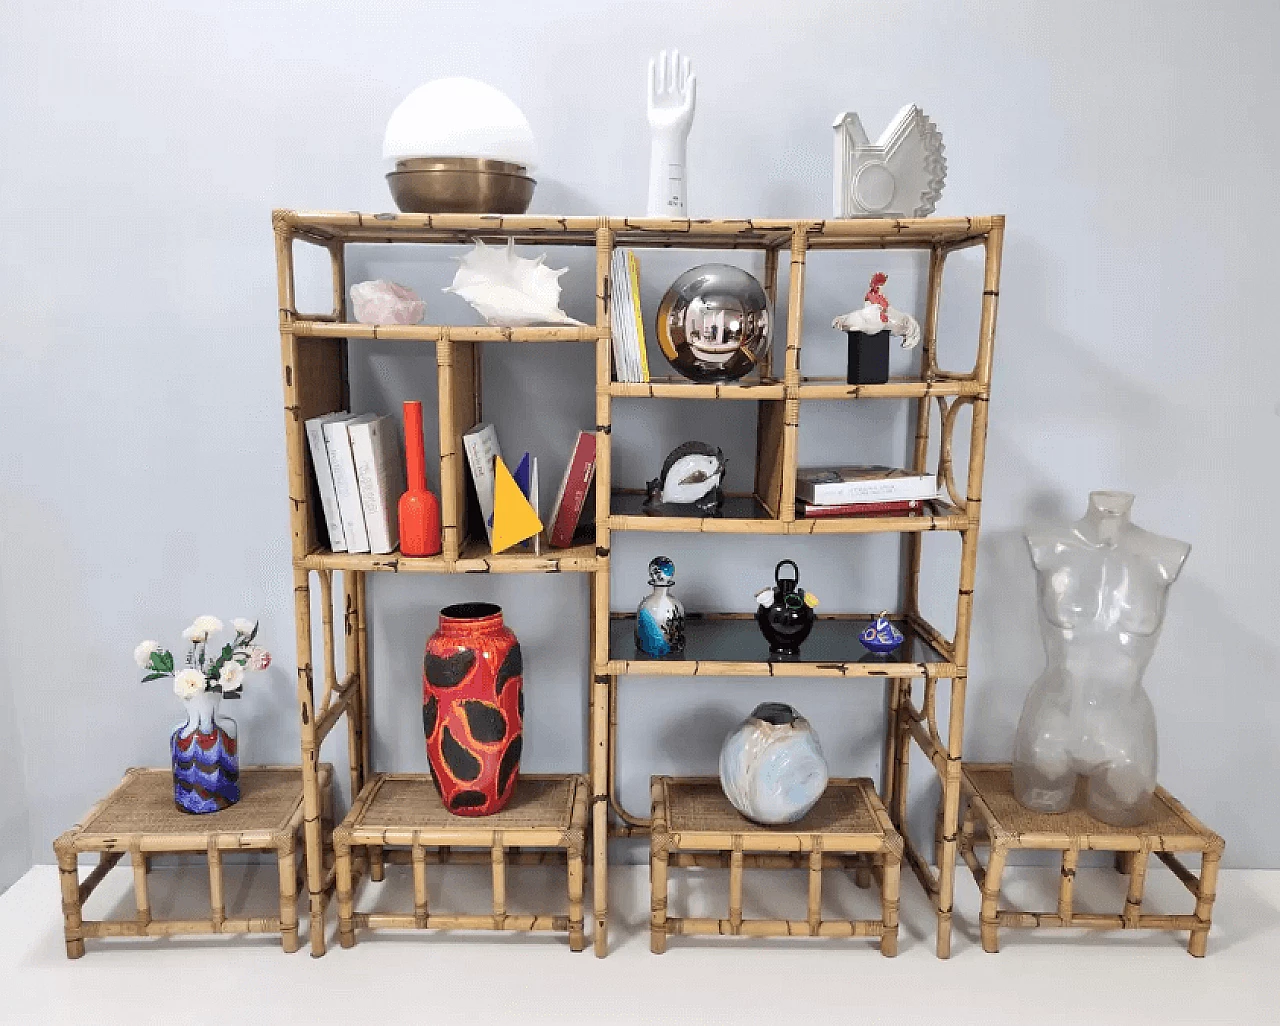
305,412,350,552
462,422,502,546
609,248,636,382
324,414,375,554
349,415,405,555
796,465,941,506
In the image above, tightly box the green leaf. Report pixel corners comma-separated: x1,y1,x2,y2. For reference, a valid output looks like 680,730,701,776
141,673,166,682
148,651,166,672
158,651,174,673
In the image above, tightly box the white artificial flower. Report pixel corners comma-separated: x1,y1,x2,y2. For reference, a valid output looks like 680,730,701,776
248,647,271,671
174,668,205,699
232,618,255,636
218,662,245,693
183,615,223,644
134,640,161,669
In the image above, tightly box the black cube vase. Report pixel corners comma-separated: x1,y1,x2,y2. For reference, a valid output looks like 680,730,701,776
846,329,891,385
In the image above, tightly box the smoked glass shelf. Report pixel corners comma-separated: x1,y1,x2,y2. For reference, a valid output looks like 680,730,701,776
605,612,953,678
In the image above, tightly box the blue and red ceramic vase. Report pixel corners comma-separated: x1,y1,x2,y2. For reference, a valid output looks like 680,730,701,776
171,690,239,814
423,603,524,816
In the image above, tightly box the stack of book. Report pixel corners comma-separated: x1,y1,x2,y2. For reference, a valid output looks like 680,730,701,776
306,412,406,554
463,423,597,553
609,248,649,383
795,465,940,518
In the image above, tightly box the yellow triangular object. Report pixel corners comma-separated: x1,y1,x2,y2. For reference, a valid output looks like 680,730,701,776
491,455,543,553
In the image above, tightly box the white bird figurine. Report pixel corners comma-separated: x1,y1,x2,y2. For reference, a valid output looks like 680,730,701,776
832,273,920,349
833,104,946,218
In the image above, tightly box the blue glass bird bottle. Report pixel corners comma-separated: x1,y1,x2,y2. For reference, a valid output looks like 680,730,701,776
635,556,686,657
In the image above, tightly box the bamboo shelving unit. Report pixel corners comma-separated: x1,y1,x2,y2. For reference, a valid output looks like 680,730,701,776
272,210,1003,958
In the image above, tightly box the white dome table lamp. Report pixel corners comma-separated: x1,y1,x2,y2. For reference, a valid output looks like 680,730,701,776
382,78,537,214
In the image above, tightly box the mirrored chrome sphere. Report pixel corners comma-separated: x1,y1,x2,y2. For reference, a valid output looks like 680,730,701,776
655,264,773,383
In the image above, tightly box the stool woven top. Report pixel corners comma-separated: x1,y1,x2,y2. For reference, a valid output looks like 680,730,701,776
656,777,896,854
352,774,581,832
63,766,327,850
963,764,1221,850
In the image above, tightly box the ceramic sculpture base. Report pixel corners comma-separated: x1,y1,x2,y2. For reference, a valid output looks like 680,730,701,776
847,330,891,384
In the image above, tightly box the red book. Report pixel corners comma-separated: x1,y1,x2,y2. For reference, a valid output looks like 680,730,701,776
797,498,923,518
548,431,598,548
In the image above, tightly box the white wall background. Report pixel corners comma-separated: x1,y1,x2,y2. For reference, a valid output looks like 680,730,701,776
2,0,1277,891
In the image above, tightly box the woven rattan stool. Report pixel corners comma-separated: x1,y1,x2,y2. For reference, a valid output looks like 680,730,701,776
333,773,589,950
649,776,903,954
53,764,334,958
958,764,1224,956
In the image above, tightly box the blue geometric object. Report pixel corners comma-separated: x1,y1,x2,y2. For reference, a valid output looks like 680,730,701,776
513,452,532,498
636,607,671,657
860,611,904,654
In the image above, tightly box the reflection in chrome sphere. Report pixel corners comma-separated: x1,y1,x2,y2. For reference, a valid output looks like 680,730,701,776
655,264,773,383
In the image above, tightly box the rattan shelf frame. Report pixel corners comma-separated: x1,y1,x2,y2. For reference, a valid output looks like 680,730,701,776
53,765,334,957
272,210,1004,959
957,764,1224,956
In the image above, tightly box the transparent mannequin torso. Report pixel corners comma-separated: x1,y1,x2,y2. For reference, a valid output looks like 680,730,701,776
1012,491,1190,826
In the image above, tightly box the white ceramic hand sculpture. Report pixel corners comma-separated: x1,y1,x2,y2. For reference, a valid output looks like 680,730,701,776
1012,491,1190,826
646,49,696,218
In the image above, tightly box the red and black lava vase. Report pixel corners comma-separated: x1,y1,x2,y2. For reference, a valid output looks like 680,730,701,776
423,602,524,816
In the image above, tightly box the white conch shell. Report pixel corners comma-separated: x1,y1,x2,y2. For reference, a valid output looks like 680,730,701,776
833,104,946,218
444,239,583,327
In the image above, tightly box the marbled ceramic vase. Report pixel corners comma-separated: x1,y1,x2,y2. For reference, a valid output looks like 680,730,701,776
719,702,828,825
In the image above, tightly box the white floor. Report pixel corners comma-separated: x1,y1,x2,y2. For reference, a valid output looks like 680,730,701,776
1,860,1277,1025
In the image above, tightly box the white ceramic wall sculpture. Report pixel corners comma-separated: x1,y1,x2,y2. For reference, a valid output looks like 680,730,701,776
646,49,696,217
832,104,946,218
719,702,829,825
444,239,583,327
382,77,536,167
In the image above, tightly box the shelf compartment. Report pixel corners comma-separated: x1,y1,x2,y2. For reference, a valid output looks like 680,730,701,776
788,499,969,534
610,490,781,533
278,210,1000,249
650,776,901,953
334,773,589,952
292,321,602,343
298,539,600,574
610,377,785,400
796,376,984,400
606,612,953,677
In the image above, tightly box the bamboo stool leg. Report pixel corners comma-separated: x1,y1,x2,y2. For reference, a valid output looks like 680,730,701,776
55,845,85,959
1059,844,1079,926
207,839,225,932
807,844,823,935
1189,848,1221,957
278,834,300,953
130,846,151,930
334,827,356,949
650,778,669,954
980,841,1008,953
728,840,744,935
568,836,586,952
412,842,429,929
881,847,902,957
369,844,386,882
1124,842,1151,928
491,834,507,930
